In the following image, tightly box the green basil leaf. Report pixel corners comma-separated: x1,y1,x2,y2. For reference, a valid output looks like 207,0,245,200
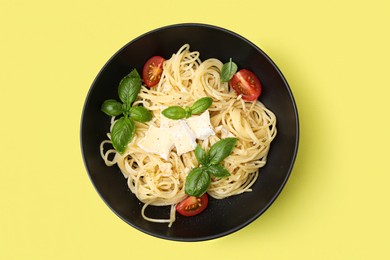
118,69,142,110
129,106,152,122
162,106,186,120
195,145,209,166
221,58,238,82
101,99,123,116
190,97,213,115
185,167,210,197
184,106,192,118
208,137,237,165
206,164,231,178
111,117,135,154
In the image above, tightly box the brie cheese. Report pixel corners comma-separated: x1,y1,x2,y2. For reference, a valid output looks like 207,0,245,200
186,110,215,140
170,120,197,156
138,125,174,160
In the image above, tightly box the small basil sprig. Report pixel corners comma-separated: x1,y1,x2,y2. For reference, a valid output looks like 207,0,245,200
221,58,238,82
101,69,152,154
185,137,237,197
162,97,212,120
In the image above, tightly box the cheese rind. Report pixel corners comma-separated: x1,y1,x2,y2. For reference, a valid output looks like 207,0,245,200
139,109,217,159
186,110,215,140
170,120,197,156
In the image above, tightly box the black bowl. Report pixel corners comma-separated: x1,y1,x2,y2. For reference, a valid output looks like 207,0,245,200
80,23,299,241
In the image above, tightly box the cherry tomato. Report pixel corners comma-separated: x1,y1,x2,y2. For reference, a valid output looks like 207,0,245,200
142,56,165,87
176,193,208,217
230,69,262,101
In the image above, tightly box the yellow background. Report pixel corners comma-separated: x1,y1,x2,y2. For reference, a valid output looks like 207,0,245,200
1,0,389,259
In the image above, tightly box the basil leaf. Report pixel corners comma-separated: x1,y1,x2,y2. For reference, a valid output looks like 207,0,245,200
118,69,142,111
206,164,231,178
101,99,123,116
208,137,237,165
185,168,210,197
129,106,152,122
221,58,238,82
184,106,192,118
162,106,186,120
190,97,213,115
111,117,135,154
195,145,208,166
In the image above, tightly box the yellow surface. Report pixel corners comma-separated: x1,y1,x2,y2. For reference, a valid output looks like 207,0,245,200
1,0,389,259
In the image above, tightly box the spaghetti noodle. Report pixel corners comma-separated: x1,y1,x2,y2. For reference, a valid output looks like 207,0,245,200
100,44,277,226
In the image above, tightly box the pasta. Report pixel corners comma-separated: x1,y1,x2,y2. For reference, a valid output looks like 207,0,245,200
100,44,277,226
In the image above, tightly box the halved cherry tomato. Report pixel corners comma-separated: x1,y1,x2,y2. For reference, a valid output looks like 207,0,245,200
176,193,208,217
142,56,165,87
230,69,262,101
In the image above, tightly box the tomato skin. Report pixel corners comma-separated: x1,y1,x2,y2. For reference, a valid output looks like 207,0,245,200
230,69,262,101
142,56,165,87
176,194,208,217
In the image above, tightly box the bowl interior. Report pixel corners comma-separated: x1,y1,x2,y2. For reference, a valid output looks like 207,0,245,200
81,23,299,241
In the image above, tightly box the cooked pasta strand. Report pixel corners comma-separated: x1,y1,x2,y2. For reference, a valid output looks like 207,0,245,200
100,44,277,226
